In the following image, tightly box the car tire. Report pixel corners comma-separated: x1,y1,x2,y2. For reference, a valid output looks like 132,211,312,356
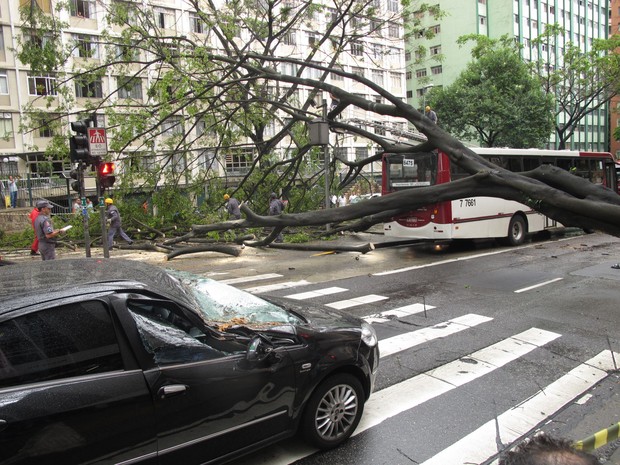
507,215,527,246
300,373,364,450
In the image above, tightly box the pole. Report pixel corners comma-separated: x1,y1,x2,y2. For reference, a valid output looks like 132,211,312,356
323,102,330,232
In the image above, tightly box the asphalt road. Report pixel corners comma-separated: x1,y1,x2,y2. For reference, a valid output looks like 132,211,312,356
6,230,620,463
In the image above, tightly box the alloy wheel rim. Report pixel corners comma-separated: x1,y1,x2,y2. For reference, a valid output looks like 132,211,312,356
314,384,358,440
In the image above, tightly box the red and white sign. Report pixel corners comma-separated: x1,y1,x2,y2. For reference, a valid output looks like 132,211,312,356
87,128,108,156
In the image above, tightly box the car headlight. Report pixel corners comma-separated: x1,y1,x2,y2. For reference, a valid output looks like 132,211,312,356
361,321,378,347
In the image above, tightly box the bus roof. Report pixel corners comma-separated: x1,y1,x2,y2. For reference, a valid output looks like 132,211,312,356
469,147,612,158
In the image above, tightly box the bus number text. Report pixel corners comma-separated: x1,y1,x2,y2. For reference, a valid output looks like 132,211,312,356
460,198,476,207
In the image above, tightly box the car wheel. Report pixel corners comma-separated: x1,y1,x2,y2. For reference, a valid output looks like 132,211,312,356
300,373,364,449
507,215,527,246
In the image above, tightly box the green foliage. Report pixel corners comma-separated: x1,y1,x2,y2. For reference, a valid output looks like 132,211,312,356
431,35,555,148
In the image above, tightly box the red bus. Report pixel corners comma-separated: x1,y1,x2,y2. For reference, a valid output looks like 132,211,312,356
382,147,619,245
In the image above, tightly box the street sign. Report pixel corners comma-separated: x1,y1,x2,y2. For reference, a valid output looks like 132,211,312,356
87,128,108,156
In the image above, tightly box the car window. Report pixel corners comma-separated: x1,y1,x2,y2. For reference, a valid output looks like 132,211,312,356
0,301,124,389
127,300,247,365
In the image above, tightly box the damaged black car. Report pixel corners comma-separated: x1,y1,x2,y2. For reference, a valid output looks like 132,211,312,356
0,258,379,464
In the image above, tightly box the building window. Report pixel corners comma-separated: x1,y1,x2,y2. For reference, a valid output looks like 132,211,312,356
355,147,368,161
406,71,412,80
28,74,57,96
161,116,183,136
308,32,318,46
431,25,441,34
480,15,486,26
71,0,96,19
37,115,57,138
73,34,99,59
370,20,382,36
416,68,427,78
387,0,399,13
20,0,52,12
351,67,364,77
431,65,442,75
0,113,13,138
330,65,344,81
155,7,175,29
226,149,253,173
372,70,384,86
388,23,399,38
117,77,143,100
283,30,296,45
0,72,8,94
406,90,413,98
189,12,205,34
430,45,441,55
351,41,364,56
75,77,103,98
390,72,402,88
479,0,486,4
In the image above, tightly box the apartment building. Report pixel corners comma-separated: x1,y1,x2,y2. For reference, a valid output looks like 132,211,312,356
611,0,619,159
407,0,611,151
0,0,407,188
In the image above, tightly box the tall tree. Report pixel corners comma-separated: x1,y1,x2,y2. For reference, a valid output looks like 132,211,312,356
430,35,555,148
14,1,620,241
531,24,620,150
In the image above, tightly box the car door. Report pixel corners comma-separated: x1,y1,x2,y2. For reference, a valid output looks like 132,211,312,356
124,298,298,464
0,300,157,465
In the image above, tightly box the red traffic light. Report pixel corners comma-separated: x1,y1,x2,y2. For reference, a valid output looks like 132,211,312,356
100,162,115,175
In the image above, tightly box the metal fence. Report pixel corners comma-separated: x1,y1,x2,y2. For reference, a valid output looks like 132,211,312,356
1,174,72,214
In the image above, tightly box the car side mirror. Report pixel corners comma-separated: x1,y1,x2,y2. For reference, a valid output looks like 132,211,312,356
246,334,275,363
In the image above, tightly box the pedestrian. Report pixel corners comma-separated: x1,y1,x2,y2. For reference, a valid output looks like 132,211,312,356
424,105,438,124
8,175,17,208
268,192,285,243
499,434,600,465
33,200,65,260
72,197,81,214
86,198,94,211
224,193,242,220
105,198,133,248
0,178,4,209
29,205,40,256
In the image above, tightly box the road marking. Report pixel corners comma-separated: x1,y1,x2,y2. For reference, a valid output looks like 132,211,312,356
363,302,436,323
219,273,283,284
514,277,563,293
420,350,619,465
326,294,389,310
284,286,348,300
379,314,493,358
238,328,561,465
243,280,311,294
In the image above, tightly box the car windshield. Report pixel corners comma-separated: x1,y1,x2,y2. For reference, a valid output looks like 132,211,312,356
168,270,304,326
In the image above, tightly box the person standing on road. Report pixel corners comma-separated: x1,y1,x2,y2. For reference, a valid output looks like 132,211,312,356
268,192,285,243
34,200,65,260
8,175,18,208
105,198,133,248
224,194,242,220
499,434,600,465
72,197,81,214
29,205,40,256
424,105,437,124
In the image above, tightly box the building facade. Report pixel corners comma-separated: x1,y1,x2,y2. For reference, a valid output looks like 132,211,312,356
406,0,611,152
0,0,407,192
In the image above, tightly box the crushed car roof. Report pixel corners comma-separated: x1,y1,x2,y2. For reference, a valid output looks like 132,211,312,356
0,258,197,314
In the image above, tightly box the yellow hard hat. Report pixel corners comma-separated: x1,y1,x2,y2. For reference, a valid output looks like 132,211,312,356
425,105,431,111
223,194,230,200
105,198,113,204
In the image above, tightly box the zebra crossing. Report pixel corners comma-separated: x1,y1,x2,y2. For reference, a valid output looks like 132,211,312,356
217,272,618,465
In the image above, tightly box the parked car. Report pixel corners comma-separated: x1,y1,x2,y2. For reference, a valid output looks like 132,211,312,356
0,259,378,464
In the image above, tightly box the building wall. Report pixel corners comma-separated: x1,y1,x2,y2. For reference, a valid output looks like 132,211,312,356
406,0,610,151
611,0,620,160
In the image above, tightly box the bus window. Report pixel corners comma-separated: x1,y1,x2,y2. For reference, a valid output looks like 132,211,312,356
385,152,437,191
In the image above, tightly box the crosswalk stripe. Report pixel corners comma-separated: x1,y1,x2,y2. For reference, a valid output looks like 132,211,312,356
243,280,311,294
326,294,389,310
363,302,436,323
240,328,561,465
284,287,348,300
219,273,283,285
420,350,619,465
355,328,561,434
379,314,493,358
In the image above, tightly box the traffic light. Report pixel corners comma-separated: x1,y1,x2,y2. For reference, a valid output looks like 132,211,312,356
98,162,116,189
69,119,91,163
70,169,81,193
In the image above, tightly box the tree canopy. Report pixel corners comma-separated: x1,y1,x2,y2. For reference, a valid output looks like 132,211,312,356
430,35,555,148
14,1,620,243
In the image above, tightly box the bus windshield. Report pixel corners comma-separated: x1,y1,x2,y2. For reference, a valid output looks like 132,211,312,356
385,152,437,192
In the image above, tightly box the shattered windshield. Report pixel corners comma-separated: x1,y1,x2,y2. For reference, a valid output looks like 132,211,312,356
168,270,305,326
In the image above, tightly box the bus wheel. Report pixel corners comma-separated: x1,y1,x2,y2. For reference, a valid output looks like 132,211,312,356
507,215,527,246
